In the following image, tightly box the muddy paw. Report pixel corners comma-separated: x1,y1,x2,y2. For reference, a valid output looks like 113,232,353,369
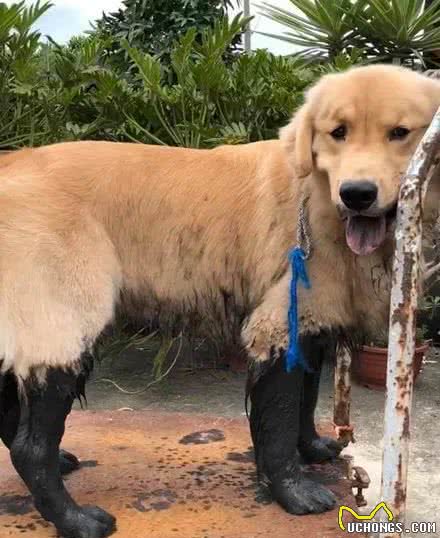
57,505,116,538
271,473,336,515
299,436,343,464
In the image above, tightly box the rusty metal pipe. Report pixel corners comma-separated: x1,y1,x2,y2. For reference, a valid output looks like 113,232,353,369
334,347,354,447
379,106,440,538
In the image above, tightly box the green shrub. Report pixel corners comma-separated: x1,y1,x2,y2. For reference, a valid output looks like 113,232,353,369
0,0,52,147
0,6,316,149
95,0,243,68
121,15,315,147
0,2,126,147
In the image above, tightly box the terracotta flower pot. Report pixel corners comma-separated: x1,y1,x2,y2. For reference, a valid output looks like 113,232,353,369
352,342,430,390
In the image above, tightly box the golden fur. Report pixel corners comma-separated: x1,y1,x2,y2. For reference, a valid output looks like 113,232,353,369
0,65,439,379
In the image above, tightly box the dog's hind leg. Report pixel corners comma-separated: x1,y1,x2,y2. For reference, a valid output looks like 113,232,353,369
297,332,342,463
0,371,80,475
248,351,336,515
9,366,116,538
0,371,20,448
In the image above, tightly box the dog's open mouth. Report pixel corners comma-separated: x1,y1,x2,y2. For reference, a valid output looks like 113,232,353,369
345,202,397,256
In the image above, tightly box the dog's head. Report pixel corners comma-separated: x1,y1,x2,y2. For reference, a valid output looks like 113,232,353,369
281,65,440,255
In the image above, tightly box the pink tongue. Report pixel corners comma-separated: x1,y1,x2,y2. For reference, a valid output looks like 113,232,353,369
346,215,386,255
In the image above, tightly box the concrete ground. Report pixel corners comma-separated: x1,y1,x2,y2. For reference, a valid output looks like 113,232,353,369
0,411,357,538
340,347,440,538
79,344,440,537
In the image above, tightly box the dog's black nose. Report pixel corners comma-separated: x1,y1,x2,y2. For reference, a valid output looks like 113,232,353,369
339,181,378,211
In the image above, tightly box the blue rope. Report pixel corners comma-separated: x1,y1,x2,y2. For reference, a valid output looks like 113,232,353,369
286,247,311,373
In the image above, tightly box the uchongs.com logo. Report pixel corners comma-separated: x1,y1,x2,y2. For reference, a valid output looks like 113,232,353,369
338,502,437,534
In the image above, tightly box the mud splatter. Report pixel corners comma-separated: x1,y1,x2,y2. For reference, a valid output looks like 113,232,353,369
132,489,177,513
226,449,254,463
0,494,34,516
179,429,225,445
150,501,172,511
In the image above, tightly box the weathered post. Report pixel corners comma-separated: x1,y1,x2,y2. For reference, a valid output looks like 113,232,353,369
379,106,440,538
334,347,354,447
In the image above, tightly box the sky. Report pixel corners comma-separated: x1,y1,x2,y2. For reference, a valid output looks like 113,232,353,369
5,0,294,55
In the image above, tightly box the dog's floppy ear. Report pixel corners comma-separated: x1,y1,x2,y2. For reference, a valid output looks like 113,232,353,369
279,104,314,178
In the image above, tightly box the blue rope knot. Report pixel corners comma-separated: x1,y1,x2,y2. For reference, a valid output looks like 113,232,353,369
286,246,311,373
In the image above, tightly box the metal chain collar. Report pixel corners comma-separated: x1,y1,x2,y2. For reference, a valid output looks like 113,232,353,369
297,194,312,260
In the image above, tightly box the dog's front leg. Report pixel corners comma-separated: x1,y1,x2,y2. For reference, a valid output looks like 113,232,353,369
248,353,336,515
243,274,336,514
9,367,116,538
297,333,343,463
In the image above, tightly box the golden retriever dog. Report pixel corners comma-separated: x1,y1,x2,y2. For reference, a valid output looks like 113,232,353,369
0,64,439,538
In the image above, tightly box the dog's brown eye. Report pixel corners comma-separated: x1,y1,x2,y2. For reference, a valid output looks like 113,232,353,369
389,126,410,141
330,125,347,140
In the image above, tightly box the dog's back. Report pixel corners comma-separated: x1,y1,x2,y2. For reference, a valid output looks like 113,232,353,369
0,140,294,378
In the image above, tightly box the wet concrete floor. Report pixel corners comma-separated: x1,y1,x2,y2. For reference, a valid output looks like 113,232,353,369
0,411,360,538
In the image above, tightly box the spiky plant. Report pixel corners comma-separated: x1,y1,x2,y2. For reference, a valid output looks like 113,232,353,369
260,0,440,67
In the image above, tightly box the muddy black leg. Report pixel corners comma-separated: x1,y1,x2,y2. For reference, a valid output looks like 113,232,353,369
59,448,81,474
248,352,336,515
9,367,115,538
298,333,342,463
0,371,20,448
0,371,80,475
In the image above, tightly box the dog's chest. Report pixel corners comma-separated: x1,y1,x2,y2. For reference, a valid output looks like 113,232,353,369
299,241,393,336
349,250,393,333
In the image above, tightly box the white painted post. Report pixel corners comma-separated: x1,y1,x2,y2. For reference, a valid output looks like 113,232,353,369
379,106,440,538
